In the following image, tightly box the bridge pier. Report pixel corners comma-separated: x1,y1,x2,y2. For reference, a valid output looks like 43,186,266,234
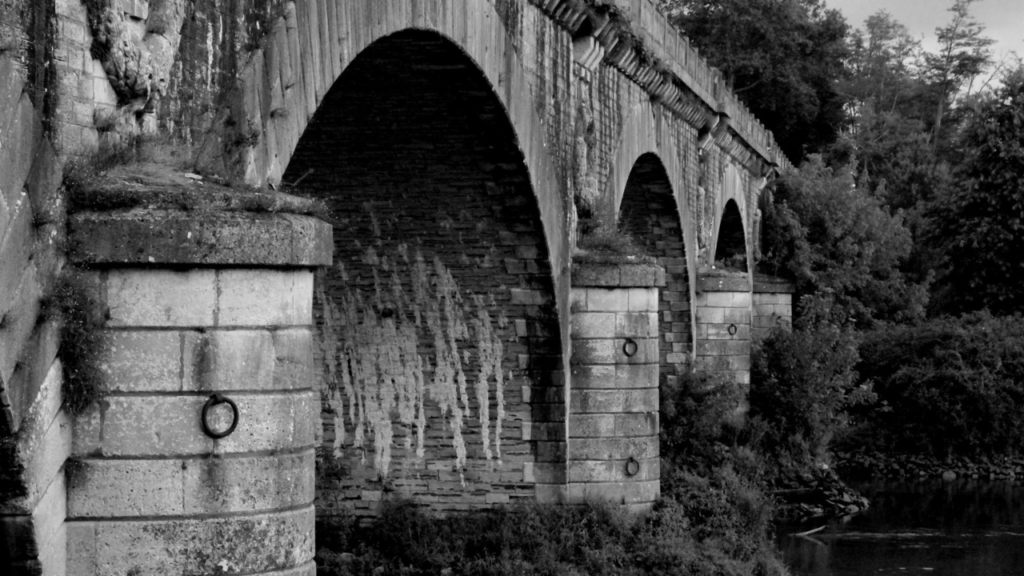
63,184,331,575
695,270,753,389
567,261,664,511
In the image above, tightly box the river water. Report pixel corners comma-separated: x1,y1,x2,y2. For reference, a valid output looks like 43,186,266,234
778,478,1024,575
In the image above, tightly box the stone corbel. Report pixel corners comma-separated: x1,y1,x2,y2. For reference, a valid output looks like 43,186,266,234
697,113,719,152
573,36,605,71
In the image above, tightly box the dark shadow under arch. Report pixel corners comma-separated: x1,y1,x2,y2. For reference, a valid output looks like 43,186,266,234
283,29,563,514
618,152,692,384
714,200,747,271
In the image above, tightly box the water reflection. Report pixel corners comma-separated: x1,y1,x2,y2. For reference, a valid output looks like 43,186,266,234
778,478,1024,575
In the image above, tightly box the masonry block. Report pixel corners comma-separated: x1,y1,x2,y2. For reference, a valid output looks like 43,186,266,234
614,311,657,338
569,389,658,414
68,450,315,518
104,269,217,327
568,436,658,461
273,328,315,390
565,480,660,505
570,312,615,339
97,331,189,393
569,413,658,438
195,330,276,391
73,391,316,457
71,507,314,575
570,339,615,365
567,457,659,483
218,269,313,327
585,289,629,312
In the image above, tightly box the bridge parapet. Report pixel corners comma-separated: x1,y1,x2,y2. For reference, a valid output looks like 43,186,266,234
531,0,792,173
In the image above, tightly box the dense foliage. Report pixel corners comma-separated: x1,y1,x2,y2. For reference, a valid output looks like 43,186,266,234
853,313,1024,458
930,69,1024,315
759,157,927,327
748,302,872,469
662,0,849,161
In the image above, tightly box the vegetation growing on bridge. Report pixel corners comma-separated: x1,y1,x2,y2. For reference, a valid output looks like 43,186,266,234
697,0,1024,473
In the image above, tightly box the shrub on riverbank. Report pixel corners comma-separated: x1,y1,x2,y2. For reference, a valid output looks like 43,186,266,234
316,489,788,576
851,313,1024,458
315,367,791,576
748,301,874,471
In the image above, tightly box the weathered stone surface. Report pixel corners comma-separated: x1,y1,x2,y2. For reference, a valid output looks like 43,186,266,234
67,450,315,517
218,269,313,327
570,312,615,339
567,457,660,483
273,328,315,390
568,436,659,460
570,388,658,414
569,413,658,438
571,364,658,390
194,330,276,391
66,506,314,575
72,391,317,457
104,269,217,327
69,210,332,267
697,272,750,293
565,480,660,505
97,330,189,393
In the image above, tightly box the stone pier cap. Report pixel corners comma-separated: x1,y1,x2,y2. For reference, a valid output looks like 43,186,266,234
67,164,332,267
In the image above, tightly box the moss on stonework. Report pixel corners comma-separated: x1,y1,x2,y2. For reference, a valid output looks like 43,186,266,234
63,138,329,218
38,268,104,415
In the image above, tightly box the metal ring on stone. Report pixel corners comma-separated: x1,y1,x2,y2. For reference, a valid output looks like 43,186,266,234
625,456,640,477
622,338,638,357
728,323,738,336
201,393,239,439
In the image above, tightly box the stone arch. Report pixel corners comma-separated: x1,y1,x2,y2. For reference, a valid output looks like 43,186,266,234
281,27,565,516
714,200,747,271
710,164,751,273
218,0,569,344
618,152,694,388
609,99,697,360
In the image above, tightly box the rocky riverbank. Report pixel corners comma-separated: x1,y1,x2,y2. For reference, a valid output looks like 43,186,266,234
836,450,1024,482
772,466,870,523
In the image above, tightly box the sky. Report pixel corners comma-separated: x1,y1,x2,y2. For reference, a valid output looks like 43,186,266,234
825,0,1023,64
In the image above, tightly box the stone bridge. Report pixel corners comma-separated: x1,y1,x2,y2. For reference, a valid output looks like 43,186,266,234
0,0,794,574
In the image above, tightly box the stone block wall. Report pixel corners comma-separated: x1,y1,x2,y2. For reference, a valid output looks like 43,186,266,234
694,272,752,387
288,30,564,517
64,201,331,575
0,53,68,576
752,274,795,340
618,153,693,388
568,262,663,510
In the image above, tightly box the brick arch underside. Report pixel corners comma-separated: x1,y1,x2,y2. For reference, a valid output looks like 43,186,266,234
714,199,747,270
618,153,692,387
283,30,564,518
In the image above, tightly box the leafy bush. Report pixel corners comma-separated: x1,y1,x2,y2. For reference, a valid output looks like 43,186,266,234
749,297,874,470
855,312,1024,457
660,368,746,473
759,156,928,327
316,495,788,576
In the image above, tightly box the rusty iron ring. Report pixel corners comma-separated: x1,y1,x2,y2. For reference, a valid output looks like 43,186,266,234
728,324,738,336
625,456,640,477
201,393,239,439
622,338,638,357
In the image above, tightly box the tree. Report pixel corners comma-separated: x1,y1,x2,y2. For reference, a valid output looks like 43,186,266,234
759,156,928,326
843,10,921,115
924,0,995,143
662,0,850,162
930,66,1024,315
